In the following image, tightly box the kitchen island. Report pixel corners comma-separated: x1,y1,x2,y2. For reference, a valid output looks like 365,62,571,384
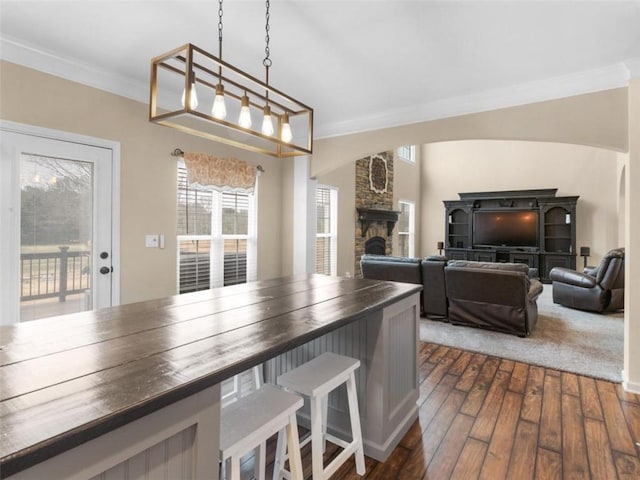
0,274,421,479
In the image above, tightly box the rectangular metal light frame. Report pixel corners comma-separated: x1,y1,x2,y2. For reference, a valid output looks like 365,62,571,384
149,43,313,158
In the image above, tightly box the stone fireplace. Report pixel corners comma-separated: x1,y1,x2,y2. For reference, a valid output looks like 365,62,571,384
354,151,395,276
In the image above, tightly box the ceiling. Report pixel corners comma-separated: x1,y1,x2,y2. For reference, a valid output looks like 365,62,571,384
1,1,640,139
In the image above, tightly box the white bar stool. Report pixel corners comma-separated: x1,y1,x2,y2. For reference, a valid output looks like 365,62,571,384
221,365,264,408
220,366,266,478
220,383,304,480
274,352,366,480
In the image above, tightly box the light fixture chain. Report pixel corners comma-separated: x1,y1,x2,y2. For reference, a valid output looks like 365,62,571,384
263,0,272,68
218,0,223,58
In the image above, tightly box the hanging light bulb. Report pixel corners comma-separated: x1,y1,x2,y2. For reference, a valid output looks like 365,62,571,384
238,94,252,128
180,74,199,109
212,84,227,119
281,113,293,143
261,105,274,136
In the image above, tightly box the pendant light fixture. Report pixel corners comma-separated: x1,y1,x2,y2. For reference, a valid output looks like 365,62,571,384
149,0,313,158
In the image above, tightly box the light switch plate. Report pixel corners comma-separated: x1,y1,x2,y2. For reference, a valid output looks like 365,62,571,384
145,234,159,248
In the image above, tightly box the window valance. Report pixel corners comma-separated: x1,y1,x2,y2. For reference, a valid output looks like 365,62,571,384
183,152,258,194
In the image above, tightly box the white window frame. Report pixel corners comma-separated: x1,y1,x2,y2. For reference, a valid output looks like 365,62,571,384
315,185,338,276
176,162,257,292
397,200,415,258
396,145,416,164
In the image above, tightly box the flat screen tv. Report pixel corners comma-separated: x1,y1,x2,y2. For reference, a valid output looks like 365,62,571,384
473,210,539,247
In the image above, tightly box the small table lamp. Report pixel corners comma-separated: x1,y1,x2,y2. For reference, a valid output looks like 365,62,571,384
437,241,444,256
580,246,590,269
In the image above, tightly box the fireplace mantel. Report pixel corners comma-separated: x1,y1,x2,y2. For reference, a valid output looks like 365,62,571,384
357,207,400,237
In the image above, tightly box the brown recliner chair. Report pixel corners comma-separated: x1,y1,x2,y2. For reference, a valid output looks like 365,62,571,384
549,248,624,313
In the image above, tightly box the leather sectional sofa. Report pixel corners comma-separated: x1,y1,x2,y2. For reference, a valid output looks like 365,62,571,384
360,254,543,337
360,254,449,318
444,260,543,337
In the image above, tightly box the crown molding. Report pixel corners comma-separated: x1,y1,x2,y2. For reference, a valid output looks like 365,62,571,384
2,34,636,140
0,34,148,104
317,62,633,139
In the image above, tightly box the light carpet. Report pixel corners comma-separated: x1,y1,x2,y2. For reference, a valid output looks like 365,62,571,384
419,288,624,382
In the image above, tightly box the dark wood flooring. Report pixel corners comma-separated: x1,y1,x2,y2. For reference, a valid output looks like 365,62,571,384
242,342,640,479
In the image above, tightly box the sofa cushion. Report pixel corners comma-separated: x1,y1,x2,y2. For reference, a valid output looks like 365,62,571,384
446,260,530,274
362,254,420,264
445,266,529,307
425,255,448,262
360,255,422,285
549,267,597,288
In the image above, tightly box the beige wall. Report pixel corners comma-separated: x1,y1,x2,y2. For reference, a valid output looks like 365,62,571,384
625,77,640,391
421,140,622,266
0,61,285,304
315,161,355,276
279,158,295,276
393,151,422,257
311,88,628,178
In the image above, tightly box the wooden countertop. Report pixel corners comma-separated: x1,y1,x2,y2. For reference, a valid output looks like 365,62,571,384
0,274,421,478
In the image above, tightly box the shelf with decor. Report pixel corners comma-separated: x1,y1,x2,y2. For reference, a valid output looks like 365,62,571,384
444,203,471,249
539,197,578,279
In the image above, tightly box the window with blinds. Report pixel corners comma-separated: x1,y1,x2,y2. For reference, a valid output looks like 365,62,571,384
178,240,211,293
177,162,256,293
397,200,415,258
177,166,213,236
221,194,249,286
316,186,337,276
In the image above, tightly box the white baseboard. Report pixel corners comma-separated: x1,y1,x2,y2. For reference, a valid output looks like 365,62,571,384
622,370,640,394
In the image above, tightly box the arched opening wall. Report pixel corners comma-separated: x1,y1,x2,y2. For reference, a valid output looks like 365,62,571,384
309,85,638,391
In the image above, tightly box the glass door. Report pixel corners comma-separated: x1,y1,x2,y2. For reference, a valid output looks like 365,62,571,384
0,129,114,324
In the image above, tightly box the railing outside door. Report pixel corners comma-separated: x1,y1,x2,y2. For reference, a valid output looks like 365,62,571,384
21,247,91,302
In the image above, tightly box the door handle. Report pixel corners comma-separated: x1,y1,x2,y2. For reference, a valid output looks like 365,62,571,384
100,266,111,275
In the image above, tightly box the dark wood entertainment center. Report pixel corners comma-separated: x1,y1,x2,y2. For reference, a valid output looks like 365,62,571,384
444,189,578,282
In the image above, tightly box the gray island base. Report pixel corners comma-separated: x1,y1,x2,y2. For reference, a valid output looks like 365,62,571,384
0,274,421,479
